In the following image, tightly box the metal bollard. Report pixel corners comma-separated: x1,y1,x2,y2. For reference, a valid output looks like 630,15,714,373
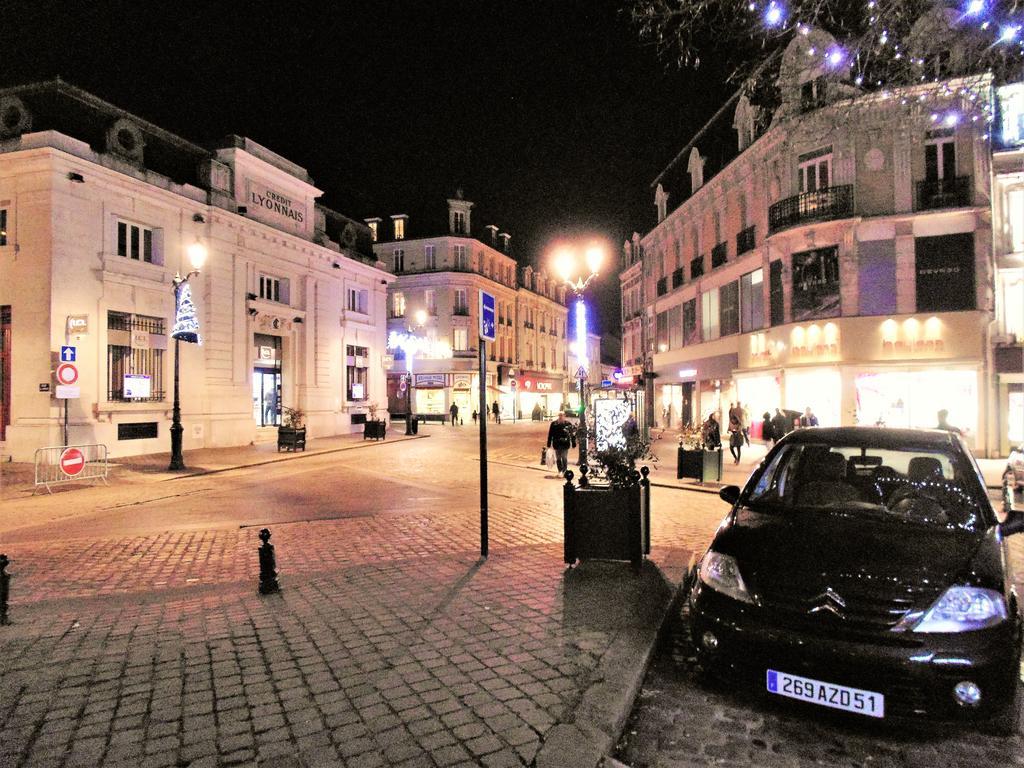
257,529,281,595
0,554,9,625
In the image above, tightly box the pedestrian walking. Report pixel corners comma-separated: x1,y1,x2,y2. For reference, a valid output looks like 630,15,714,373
546,412,576,475
449,402,459,426
702,413,721,450
622,412,639,441
728,413,743,464
761,410,775,445
472,410,478,424
741,403,751,446
771,408,789,442
799,407,819,428
492,401,501,424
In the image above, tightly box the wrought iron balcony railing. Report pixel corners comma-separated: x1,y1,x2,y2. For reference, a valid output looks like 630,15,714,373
736,225,756,255
711,241,728,269
768,184,854,234
915,176,972,211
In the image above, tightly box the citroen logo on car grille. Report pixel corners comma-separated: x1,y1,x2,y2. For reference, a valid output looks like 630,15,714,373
808,587,847,618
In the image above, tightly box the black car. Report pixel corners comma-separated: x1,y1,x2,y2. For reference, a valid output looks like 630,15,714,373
688,427,1024,733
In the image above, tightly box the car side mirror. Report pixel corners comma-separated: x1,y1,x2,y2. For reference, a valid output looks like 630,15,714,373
1001,509,1024,537
719,485,741,506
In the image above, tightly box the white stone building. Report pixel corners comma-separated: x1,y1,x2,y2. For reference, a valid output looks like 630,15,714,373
0,80,392,461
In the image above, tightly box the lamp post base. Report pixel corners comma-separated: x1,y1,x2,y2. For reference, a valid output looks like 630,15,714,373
168,423,186,471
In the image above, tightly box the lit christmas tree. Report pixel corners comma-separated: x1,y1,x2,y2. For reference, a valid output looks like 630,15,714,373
172,282,202,344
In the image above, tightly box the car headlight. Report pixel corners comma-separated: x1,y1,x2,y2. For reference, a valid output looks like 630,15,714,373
697,551,755,604
902,587,1008,633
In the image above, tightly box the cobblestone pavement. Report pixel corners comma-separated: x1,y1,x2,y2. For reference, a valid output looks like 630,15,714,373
0,422,721,767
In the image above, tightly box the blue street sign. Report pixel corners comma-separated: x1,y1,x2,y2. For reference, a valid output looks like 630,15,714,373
60,345,76,362
479,290,496,342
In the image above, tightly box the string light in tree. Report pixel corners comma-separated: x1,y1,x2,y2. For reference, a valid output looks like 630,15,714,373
764,1,785,28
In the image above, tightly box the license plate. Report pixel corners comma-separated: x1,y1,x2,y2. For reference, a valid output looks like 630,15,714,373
766,669,885,718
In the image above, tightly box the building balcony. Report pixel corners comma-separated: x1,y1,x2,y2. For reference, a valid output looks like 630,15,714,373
768,184,854,234
523,321,535,329
915,176,972,211
736,225,756,255
453,307,470,316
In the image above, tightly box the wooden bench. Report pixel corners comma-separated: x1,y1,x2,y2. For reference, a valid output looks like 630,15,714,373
416,413,448,425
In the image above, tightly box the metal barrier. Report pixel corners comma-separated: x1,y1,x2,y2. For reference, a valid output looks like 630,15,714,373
33,444,109,494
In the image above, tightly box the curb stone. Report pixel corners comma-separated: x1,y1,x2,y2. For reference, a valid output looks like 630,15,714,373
534,561,680,768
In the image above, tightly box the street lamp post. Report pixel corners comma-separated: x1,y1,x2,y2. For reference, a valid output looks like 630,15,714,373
404,309,429,436
554,245,605,468
168,241,207,471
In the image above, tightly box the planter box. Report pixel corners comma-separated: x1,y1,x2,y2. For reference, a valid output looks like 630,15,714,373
563,473,651,572
677,447,722,482
363,420,386,441
277,426,306,452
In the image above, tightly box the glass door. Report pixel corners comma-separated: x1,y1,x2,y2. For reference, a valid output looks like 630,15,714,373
253,368,281,427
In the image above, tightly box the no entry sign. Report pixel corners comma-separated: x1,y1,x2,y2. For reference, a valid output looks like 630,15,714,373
56,363,78,385
59,447,86,477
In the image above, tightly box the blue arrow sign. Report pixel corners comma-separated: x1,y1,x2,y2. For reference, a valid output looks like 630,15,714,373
60,345,76,362
479,290,496,342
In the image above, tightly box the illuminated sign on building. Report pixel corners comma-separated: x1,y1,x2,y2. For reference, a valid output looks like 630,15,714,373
386,331,453,372
790,322,840,359
881,317,945,355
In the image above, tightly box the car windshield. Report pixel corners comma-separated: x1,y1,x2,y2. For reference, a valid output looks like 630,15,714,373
744,442,990,531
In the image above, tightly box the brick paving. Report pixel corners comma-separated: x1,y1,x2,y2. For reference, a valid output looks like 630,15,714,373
0,424,717,767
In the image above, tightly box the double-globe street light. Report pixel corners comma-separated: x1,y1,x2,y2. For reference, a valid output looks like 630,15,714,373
554,244,605,468
168,241,208,471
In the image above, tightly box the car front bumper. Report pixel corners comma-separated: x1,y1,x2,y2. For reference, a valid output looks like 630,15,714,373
689,581,1021,725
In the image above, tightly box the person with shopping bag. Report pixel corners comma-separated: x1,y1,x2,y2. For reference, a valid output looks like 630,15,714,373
546,412,576,475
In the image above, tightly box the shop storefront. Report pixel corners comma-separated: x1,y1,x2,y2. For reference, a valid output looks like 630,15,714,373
854,368,978,433
651,353,737,429
734,372,781,439
414,373,447,414
735,311,988,449
784,367,842,426
517,371,564,419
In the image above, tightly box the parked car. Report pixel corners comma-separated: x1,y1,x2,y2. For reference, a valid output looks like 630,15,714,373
688,427,1024,733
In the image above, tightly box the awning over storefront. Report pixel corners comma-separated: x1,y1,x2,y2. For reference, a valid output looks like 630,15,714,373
517,371,563,394
658,353,738,382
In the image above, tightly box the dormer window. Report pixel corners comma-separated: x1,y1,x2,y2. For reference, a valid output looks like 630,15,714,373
800,77,827,113
453,211,467,234
366,219,380,242
391,215,407,241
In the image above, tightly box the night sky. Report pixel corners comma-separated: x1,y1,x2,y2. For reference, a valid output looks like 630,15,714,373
3,0,735,335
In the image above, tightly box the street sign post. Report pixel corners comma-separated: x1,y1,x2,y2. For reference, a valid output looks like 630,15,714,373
477,290,495,559
479,290,496,342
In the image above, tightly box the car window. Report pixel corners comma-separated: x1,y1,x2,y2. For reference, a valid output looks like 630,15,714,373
744,442,990,531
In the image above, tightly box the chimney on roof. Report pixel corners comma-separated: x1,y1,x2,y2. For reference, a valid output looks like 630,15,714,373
484,224,499,246
365,217,382,243
448,192,473,235
498,232,511,254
